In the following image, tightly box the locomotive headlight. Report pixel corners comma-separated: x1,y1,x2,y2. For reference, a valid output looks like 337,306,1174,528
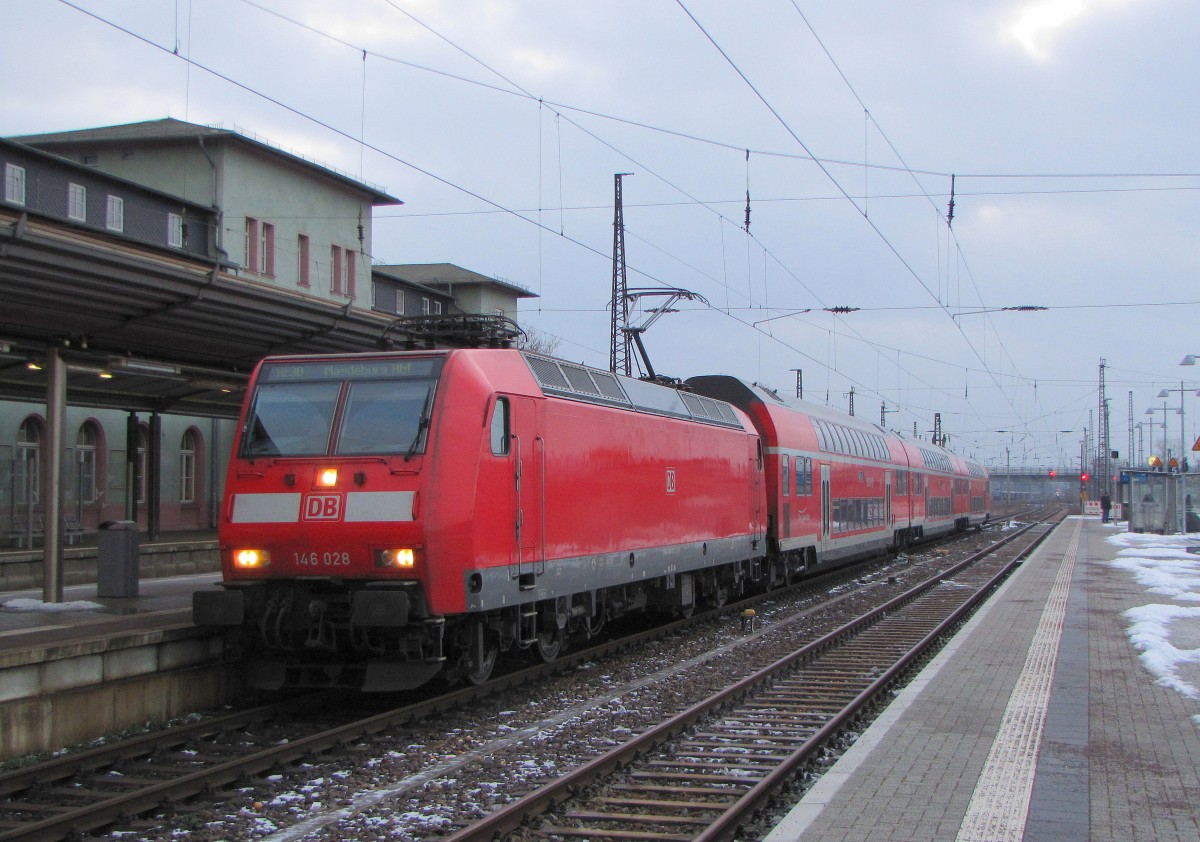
317,468,338,487
375,548,416,569
233,548,271,568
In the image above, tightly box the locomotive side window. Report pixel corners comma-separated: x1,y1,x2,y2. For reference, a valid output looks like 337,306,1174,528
490,397,510,456
243,382,340,457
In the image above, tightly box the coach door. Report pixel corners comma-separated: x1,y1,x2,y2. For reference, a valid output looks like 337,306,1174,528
820,463,831,541
885,471,893,528
509,396,545,587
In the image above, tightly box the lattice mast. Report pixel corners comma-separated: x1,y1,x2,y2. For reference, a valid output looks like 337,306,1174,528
1128,391,1135,470
610,173,633,375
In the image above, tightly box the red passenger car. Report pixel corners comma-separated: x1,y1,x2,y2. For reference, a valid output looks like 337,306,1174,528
687,376,990,562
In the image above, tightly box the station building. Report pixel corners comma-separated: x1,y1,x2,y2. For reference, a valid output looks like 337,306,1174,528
1,119,535,546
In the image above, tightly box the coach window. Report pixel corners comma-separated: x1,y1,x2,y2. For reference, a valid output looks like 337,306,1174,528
782,456,790,496
490,397,510,456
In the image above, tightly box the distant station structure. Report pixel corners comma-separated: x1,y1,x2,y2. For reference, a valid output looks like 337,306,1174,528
988,467,1086,503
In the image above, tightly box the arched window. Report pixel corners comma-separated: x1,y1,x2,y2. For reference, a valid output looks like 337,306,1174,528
75,421,102,505
180,428,199,504
15,417,42,506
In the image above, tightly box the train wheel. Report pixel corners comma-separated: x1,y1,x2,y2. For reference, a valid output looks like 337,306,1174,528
465,634,499,686
712,584,729,609
535,627,564,662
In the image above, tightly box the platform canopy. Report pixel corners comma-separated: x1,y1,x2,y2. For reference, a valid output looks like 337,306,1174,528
0,210,398,419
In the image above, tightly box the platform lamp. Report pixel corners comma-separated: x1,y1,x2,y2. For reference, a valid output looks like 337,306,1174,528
1177,353,1200,464
1157,385,1192,474
1144,405,1171,469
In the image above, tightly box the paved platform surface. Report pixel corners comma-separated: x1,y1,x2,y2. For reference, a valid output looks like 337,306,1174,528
765,515,1200,842
0,572,222,656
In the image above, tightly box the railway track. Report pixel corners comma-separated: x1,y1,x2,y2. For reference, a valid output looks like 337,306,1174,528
0,572,884,841
441,508,1063,842
0,510,1054,841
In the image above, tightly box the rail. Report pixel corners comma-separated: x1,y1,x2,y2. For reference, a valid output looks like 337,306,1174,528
439,508,1062,841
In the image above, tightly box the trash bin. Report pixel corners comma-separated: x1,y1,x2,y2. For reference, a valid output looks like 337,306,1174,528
97,520,140,598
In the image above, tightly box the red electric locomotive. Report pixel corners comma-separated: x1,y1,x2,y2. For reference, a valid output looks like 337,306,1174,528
195,349,766,690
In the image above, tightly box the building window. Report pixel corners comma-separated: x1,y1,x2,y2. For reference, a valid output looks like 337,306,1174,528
4,164,25,206
105,195,124,232
297,234,311,287
260,222,275,276
168,213,184,248
16,417,42,506
245,217,259,270
330,245,343,294
345,249,356,299
434,300,443,315
68,182,86,221
180,429,198,504
75,422,100,504
422,297,431,315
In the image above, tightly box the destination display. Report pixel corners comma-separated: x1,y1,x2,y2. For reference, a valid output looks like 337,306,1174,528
260,357,441,383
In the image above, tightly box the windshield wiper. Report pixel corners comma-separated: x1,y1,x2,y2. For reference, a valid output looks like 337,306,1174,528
404,386,435,461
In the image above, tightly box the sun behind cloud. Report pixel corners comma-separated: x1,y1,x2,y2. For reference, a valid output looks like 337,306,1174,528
1007,0,1138,60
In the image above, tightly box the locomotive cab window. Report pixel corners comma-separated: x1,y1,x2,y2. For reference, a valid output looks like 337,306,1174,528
338,379,437,456
490,397,510,456
241,358,442,458
243,381,340,457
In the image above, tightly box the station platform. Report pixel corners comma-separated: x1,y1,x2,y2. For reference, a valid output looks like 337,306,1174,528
0,570,231,761
765,515,1200,842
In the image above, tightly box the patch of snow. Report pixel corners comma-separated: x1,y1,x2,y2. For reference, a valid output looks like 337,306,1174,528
1108,530,1200,723
1,598,103,611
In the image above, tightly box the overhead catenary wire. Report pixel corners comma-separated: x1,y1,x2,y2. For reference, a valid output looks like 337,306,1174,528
55,0,1153,461
673,0,1017,437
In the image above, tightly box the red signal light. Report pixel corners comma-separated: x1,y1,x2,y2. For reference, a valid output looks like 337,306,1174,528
1048,470,1057,478
1080,473,1089,482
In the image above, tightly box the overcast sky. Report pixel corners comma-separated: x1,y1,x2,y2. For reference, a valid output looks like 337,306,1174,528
6,0,1198,472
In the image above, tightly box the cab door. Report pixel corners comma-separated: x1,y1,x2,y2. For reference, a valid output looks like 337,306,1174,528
509,396,544,587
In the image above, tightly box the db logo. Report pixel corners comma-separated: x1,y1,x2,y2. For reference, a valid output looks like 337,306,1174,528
303,493,343,521
665,468,677,495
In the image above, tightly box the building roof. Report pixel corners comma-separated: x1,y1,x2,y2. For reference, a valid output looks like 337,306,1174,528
10,118,403,206
376,263,538,298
